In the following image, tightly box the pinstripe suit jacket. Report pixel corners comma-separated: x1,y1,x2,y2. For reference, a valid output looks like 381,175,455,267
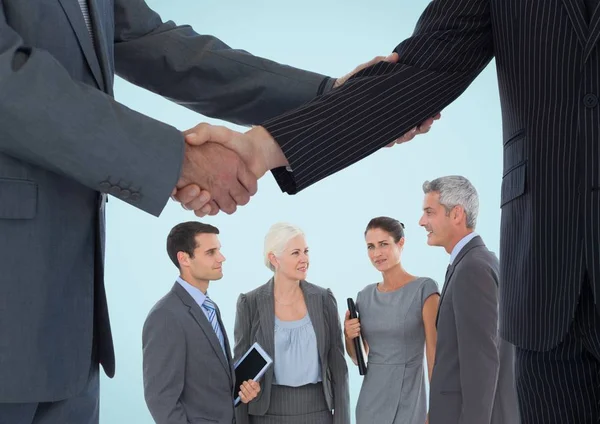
262,0,600,351
233,279,350,424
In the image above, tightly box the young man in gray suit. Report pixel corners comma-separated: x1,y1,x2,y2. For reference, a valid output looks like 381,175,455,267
418,176,519,424
142,222,260,424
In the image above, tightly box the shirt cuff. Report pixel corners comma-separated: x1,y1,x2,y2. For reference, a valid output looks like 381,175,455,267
317,77,336,96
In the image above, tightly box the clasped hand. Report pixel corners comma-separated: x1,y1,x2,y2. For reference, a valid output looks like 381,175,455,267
172,52,441,217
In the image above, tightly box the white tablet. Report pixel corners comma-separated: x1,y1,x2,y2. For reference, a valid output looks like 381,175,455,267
233,342,273,406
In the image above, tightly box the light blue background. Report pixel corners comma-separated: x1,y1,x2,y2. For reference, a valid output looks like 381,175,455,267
101,0,502,422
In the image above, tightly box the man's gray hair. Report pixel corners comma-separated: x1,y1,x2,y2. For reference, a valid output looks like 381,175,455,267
422,176,479,229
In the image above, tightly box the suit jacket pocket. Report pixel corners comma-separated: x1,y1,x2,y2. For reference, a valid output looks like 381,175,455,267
0,178,37,219
500,161,526,207
503,129,525,170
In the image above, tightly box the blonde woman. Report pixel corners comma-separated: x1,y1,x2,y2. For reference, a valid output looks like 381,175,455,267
233,223,349,424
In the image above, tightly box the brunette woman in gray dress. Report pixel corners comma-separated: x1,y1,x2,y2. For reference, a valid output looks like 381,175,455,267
344,217,440,424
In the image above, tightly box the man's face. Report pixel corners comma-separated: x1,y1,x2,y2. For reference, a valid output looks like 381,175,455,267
418,192,454,248
183,233,226,282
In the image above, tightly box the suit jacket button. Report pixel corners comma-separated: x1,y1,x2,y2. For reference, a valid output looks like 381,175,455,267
583,93,598,108
130,192,141,202
99,181,111,192
120,190,131,199
109,186,121,196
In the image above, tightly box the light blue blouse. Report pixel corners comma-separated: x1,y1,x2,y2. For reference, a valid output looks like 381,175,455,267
273,313,322,387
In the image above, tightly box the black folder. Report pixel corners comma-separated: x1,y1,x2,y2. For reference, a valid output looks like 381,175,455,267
347,298,367,375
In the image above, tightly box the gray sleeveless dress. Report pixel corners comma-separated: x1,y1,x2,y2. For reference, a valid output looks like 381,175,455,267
355,277,439,424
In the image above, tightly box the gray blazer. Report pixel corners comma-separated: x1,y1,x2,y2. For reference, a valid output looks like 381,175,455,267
143,283,236,424
429,236,519,424
233,279,350,424
0,0,328,402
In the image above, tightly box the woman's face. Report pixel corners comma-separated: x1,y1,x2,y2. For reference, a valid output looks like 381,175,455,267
365,228,403,272
271,235,310,281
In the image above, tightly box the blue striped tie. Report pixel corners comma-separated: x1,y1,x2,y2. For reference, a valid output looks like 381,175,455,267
202,296,226,355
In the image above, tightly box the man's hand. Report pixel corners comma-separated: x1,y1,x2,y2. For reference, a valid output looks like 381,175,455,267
333,52,400,89
386,113,441,147
333,52,441,146
175,123,257,215
174,52,441,216
239,379,260,404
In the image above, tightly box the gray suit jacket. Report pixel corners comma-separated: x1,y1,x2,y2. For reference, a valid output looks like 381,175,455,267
0,0,328,402
233,279,350,424
143,283,236,424
429,236,519,424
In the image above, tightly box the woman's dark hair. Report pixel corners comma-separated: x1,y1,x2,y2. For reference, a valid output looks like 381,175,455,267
364,216,405,243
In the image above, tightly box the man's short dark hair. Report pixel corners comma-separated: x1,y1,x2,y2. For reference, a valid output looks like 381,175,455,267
166,221,219,269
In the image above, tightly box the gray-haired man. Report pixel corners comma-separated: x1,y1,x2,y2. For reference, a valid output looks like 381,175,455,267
418,176,519,424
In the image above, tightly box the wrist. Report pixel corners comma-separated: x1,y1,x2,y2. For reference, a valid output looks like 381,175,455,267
177,142,193,188
247,126,288,171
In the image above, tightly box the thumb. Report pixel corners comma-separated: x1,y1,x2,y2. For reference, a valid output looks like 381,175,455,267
183,122,212,146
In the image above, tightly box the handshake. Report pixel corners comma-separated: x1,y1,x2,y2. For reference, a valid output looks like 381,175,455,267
172,53,441,217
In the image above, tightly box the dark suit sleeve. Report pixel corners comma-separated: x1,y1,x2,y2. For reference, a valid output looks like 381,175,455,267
261,0,494,194
452,262,499,424
113,0,332,127
0,6,183,217
233,294,252,424
142,309,188,424
325,289,351,424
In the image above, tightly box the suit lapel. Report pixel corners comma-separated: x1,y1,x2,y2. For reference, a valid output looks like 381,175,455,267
216,307,234,385
435,265,454,327
56,0,105,90
172,284,232,378
435,236,486,327
584,3,600,61
561,0,589,48
302,282,327,368
87,0,112,93
258,280,276,384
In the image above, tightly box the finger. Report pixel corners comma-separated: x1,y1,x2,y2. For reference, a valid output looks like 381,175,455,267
214,194,237,215
344,310,350,320
364,55,386,68
244,381,258,395
175,185,205,205
383,52,399,63
183,190,211,211
207,201,220,216
237,162,258,197
172,185,199,204
240,382,252,398
231,186,251,207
